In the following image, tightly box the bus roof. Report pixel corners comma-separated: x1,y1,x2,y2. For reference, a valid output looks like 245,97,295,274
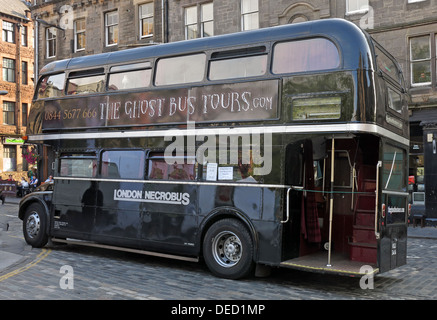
40,18,373,76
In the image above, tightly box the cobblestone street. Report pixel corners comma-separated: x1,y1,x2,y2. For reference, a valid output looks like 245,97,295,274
1,199,437,301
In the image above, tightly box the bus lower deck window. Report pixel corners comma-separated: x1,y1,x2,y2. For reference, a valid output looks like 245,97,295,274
148,157,196,181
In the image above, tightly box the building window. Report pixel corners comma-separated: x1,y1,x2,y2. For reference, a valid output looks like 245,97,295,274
105,11,118,46
22,103,28,126
2,21,15,43
3,146,17,172
185,3,213,40
139,2,154,39
74,19,86,52
185,6,197,40
21,25,28,46
3,101,15,125
2,58,15,83
241,0,259,31
410,35,432,86
22,61,28,85
201,3,214,37
46,27,56,58
346,0,369,13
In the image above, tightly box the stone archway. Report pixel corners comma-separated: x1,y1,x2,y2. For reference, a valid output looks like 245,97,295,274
278,2,321,25
289,14,309,24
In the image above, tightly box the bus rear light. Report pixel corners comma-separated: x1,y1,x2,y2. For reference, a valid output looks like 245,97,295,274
381,203,386,218
408,203,412,216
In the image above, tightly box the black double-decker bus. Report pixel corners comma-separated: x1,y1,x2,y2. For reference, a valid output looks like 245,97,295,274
19,19,409,279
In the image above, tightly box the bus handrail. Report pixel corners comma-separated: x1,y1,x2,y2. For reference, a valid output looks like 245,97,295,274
375,161,382,240
282,186,304,224
282,187,292,224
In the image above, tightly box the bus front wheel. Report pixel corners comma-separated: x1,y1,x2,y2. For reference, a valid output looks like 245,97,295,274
203,218,254,279
23,203,48,248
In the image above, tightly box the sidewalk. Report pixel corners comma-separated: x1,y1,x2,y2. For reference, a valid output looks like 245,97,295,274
0,196,28,275
408,225,437,239
2,196,21,205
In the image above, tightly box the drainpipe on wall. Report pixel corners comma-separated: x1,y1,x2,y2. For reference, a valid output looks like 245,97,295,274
34,18,39,85
161,0,168,43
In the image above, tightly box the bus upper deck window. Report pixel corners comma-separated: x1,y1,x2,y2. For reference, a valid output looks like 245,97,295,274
66,69,105,95
108,62,152,91
67,74,105,95
37,73,65,99
209,55,267,80
272,38,340,74
155,53,206,86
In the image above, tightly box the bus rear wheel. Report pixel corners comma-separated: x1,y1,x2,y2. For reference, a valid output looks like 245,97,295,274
203,218,254,279
23,203,48,248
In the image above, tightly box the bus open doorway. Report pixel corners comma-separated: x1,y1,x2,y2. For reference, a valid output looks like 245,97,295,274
281,136,381,277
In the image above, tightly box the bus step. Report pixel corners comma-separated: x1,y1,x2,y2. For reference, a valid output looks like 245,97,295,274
355,211,375,227
280,252,378,277
352,225,377,244
362,179,376,192
355,194,376,211
349,242,377,264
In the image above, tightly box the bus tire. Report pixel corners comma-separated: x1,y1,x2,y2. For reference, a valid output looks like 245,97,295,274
203,218,254,279
23,203,48,248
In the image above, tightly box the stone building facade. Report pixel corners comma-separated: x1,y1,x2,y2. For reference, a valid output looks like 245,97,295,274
29,0,437,216
0,0,34,180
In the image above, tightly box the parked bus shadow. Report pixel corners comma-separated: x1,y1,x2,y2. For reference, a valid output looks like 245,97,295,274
47,241,404,299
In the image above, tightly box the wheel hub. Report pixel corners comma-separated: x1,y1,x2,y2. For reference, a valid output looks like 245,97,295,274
212,231,242,268
26,213,40,239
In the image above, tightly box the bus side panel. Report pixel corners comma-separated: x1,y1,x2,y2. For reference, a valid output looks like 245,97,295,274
52,179,95,239
94,180,142,241
198,185,263,253
94,181,198,255
140,183,198,251
256,188,284,264
198,185,261,219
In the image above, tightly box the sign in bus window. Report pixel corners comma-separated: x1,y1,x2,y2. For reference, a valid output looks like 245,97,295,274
201,148,258,183
272,38,339,74
292,96,341,120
